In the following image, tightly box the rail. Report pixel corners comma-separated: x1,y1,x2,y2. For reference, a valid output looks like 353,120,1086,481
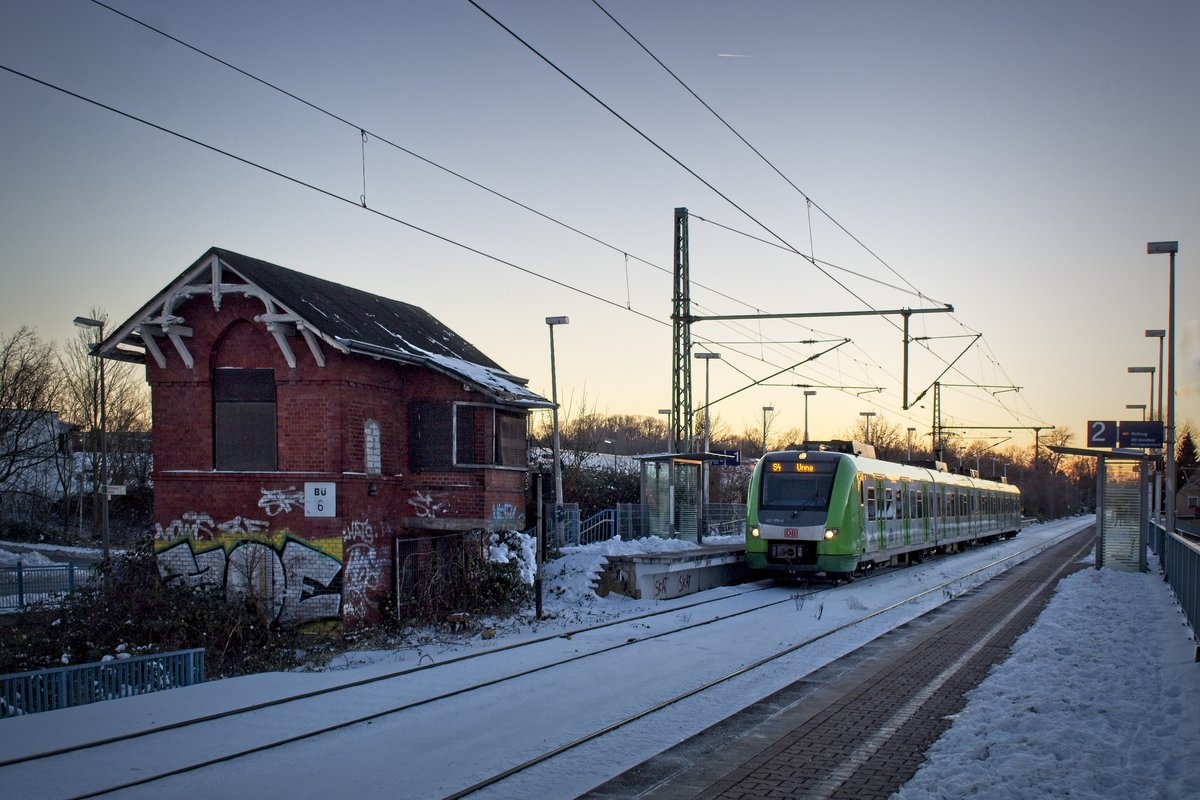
1149,521,1199,639
1,648,206,718
0,523,1086,797
0,562,98,610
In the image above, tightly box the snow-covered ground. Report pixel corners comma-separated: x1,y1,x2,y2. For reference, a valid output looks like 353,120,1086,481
1,518,1197,799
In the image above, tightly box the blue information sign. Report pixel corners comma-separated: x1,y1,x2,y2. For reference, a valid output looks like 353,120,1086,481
1118,421,1164,449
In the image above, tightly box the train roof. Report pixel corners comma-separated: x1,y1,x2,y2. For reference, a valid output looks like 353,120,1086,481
763,447,1019,493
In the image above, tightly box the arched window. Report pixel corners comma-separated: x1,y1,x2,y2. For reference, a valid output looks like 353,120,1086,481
364,418,381,475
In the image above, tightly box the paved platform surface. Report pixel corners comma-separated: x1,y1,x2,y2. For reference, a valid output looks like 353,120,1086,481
583,528,1095,800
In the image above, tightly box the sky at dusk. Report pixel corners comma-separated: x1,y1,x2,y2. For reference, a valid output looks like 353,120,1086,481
2,0,1197,455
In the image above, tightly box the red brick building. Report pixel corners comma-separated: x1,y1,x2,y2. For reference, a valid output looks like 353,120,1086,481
97,247,549,626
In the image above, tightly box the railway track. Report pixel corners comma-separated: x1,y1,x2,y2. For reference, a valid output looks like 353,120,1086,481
0,519,1091,800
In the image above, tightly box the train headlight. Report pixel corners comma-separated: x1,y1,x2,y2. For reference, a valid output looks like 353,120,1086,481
823,527,839,540
751,527,760,538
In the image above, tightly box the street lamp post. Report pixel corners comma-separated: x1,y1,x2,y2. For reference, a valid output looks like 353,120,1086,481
545,316,569,517
860,411,876,445
1127,367,1155,420
1145,329,1165,422
803,390,816,444
695,352,721,453
761,406,774,455
73,316,109,560
1147,241,1178,534
603,438,616,468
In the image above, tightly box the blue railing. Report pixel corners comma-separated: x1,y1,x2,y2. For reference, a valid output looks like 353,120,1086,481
0,562,99,610
1,648,206,718
579,509,616,544
538,503,749,547
1149,521,1199,641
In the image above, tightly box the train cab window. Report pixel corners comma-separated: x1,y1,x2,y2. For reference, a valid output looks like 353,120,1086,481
761,458,839,512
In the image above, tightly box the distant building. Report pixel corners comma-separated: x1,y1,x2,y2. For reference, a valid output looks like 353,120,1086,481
1178,475,1199,519
95,248,550,626
0,410,74,529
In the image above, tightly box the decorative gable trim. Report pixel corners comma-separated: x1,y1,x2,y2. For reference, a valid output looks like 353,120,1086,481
95,248,551,409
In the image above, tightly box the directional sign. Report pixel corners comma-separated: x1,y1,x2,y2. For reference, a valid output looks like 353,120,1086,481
713,449,741,466
1119,421,1164,449
1087,421,1117,448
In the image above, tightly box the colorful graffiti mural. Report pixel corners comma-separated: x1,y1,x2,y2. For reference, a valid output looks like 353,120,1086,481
152,487,387,626
156,533,342,624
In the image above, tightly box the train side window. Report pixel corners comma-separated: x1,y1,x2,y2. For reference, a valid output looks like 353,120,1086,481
915,490,924,519
865,485,877,520
884,488,895,519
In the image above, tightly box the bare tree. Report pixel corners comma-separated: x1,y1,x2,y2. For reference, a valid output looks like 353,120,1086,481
0,328,61,485
840,414,905,459
58,312,151,540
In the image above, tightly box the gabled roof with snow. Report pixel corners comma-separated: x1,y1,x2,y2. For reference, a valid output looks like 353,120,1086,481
98,247,552,409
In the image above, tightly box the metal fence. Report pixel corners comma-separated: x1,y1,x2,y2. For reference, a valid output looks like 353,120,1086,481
1,648,206,718
0,562,98,611
1149,521,1199,641
542,503,747,548
705,504,748,538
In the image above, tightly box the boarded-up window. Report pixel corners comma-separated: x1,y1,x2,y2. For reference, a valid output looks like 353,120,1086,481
409,402,454,472
412,402,527,471
496,411,526,467
213,368,276,471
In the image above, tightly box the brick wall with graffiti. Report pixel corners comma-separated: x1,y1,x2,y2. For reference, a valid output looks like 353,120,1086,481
144,296,532,628
152,479,399,627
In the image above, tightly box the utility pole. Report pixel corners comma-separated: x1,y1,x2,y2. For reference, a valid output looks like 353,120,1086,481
670,208,953,456
671,208,692,454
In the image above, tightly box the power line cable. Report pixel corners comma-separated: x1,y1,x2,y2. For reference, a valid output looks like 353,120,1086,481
589,1,1048,425
86,0,854,384
70,4,1044,429
589,0,923,296
467,0,890,324
0,63,661,325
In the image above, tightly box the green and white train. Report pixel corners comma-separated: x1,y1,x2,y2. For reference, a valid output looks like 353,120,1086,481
745,442,1022,579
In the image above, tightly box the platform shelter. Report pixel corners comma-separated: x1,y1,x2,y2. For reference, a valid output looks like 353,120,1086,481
1050,445,1149,571
638,452,727,542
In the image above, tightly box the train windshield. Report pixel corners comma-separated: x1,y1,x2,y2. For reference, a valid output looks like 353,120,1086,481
760,459,839,512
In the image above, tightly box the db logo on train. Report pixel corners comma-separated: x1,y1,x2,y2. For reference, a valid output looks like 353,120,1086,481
783,528,799,538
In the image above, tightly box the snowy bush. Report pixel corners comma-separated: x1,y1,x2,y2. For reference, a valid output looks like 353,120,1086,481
487,530,536,585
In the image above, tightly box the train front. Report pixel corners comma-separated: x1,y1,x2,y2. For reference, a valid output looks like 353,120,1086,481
745,450,858,576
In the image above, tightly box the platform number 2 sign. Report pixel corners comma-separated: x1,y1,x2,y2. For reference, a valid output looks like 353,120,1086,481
1087,420,1117,448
